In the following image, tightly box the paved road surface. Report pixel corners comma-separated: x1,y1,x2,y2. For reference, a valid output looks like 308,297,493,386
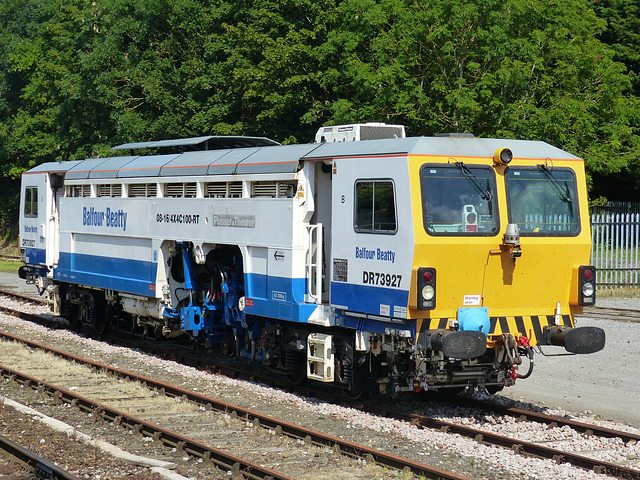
0,270,37,296
500,314,639,428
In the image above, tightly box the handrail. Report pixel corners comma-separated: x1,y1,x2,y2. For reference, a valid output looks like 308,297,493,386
305,224,322,304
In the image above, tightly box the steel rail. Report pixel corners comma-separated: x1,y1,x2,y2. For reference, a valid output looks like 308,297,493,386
455,397,640,445
0,331,473,480
2,296,639,478
0,433,82,480
368,405,640,480
581,306,640,323
0,364,293,480
0,288,46,305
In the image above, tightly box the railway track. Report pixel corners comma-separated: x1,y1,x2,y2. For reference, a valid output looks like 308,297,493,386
0,329,473,480
2,288,640,479
581,306,640,323
0,432,81,480
373,403,640,480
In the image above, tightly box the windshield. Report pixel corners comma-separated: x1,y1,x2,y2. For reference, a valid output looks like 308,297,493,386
420,164,499,236
505,167,580,235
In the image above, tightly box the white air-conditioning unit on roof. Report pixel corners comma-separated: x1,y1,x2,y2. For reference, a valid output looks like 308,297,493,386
315,122,406,143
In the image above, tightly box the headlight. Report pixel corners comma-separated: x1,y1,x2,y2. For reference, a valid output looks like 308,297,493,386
422,285,435,301
493,147,513,165
582,282,594,298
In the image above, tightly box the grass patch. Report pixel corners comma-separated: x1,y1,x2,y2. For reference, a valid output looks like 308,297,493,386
597,286,640,298
0,259,20,272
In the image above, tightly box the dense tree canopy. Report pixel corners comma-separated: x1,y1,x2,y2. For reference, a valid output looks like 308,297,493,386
591,0,640,199
0,0,639,236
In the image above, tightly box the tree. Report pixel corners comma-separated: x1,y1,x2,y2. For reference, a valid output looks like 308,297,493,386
0,0,103,237
1,0,639,236
309,0,637,185
594,0,640,96
591,0,640,200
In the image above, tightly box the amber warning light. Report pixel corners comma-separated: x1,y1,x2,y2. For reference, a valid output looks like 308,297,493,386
493,147,513,165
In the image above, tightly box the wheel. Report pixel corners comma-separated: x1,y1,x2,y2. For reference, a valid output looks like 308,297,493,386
93,303,111,335
342,387,369,401
387,378,406,400
286,366,307,386
67,303,82,329
485,385,504,394
221,337,235,356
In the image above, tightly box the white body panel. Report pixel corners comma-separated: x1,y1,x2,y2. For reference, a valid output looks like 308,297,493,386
330,156,414,318
19,172,59,268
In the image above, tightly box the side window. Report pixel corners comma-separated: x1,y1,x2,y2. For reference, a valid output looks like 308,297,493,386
354,180,397,234
24,187,38,217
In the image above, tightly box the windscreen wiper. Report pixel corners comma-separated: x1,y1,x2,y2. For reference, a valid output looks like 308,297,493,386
455,162,492,201
537,164,572,204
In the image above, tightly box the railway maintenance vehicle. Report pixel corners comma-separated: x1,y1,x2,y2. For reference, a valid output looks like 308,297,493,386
19,123,605,397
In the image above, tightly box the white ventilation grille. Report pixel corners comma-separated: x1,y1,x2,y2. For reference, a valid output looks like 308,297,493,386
128,183,156,197
97,184,122,197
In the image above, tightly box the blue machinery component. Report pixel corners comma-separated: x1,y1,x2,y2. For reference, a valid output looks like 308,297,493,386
457,307,490,333
163,243,261,360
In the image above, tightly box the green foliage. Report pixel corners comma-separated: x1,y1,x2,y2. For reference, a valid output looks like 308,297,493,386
592,0,640,198
310,0,636,179
0,259,20,272
0,0,639,236
594,0,640,96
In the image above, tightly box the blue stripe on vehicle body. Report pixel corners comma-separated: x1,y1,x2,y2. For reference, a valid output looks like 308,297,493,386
54,253,410,326
23,248,46,266
55,252,156,296
330,281,409,317
54,252,320,323
245,273,318,323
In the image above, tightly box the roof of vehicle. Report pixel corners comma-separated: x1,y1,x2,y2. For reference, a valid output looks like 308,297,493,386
25,135,580,178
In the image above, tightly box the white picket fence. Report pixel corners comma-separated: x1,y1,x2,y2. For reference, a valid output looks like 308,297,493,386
591,213,640,288
524,213,575,232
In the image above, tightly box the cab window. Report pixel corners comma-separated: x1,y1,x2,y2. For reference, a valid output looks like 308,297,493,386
420,164,499,236
354,180,397,233
505,166,580,235
24,187,38,217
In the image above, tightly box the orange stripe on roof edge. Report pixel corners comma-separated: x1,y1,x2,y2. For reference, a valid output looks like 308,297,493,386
236,160,298,166
307,153,583,162
306,154,407,161
408,153,584,162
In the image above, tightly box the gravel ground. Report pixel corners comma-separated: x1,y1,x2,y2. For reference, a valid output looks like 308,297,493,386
4,271,637,428
499,295,640,429
1,271,639,479
0,398,166,480
0,306,513,480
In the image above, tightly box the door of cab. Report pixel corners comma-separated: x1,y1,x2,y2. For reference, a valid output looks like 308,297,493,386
20,171,60,268
329,156,413,317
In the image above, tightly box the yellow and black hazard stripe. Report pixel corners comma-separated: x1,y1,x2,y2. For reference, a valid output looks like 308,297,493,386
418,314,573,346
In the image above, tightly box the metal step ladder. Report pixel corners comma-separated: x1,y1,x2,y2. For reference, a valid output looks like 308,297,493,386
306,333,334,382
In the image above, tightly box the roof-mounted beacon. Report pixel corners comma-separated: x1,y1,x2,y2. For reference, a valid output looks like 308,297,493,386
315,123,406,143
